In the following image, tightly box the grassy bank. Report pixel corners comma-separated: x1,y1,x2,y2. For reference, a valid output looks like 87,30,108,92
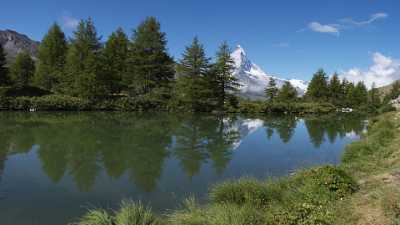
74,111,399,225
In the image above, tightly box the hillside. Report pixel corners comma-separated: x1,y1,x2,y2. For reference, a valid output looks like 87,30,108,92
0,29,39,62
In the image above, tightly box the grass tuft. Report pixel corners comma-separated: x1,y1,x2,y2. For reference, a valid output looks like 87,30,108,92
78,209,113,225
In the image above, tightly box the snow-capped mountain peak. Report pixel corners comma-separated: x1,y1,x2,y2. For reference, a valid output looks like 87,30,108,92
232,45,252,71
230,45,308,99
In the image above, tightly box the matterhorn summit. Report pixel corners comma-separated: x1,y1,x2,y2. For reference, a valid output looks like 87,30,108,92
230,45,308,99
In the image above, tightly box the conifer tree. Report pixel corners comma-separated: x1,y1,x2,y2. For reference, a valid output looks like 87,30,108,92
265,78,278,102
328,73,343,105
176,37,211,111
276,81,297,102
0,44,9,86
127,17,174,96
306,69,329,101
368,83,382,110
10,52,35,88
344,81,355,107
212,41,239,108
62,18,104,98
351,82,368,107
34,23,67,91
102,27,129,93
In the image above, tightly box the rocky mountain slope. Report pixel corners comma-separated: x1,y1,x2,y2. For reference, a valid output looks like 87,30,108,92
231,45,308,99
0,29,39,62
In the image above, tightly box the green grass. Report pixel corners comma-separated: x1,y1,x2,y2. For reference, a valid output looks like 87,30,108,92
77,201,160,225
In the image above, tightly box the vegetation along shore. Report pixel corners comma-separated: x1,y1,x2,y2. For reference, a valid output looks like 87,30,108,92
1,17,399,114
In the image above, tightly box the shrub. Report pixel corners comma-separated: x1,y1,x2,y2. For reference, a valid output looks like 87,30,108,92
210,178,269,207
295,166,358,199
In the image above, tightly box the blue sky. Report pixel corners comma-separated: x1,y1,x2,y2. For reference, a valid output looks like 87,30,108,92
1,0,399,83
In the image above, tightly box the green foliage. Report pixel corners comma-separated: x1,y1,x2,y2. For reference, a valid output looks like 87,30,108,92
127,17,174,96
0,95,89,111
78,201,160,225
168,198,264,225
10,51,35,88
34,23,67,91
102,27,129,93
264,78,278,102
341,115,397,175
306,69,329,101
175,37,214,111
0,44,9,86
367,83,383,112
296,166,358,198
276,81,297,102
0,85,51,97
79,209,113,225
237,100,265,113
211,41,240,109
62,18,105,99
385,81,400,102
265,102,335,114
328,73,344,106
114,201,161,225
210,178,270,207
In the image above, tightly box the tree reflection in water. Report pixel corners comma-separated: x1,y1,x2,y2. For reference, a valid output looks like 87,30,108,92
0,112,366,192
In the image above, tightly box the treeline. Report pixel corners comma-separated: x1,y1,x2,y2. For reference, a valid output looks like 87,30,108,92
0,17,398,113
264,69,398,113
0,17,239,112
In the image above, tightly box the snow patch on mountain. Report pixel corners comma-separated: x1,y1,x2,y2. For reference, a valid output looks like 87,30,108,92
231,45,308,99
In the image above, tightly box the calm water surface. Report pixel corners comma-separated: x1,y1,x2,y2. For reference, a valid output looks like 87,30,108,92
0,112,366,225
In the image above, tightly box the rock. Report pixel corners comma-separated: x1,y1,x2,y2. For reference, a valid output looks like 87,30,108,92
0,29,39,62
390,96,400,110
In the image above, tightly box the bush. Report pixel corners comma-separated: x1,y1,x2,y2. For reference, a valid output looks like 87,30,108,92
238,100,265,113
295,166,358,199
265,102,335,114
210,178,270,207
0,85,51,97
0,95,90,111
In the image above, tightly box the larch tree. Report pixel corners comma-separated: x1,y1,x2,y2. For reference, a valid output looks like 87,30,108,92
176,37,211,111
127,17,175,96
102,27,129,94
212,41,239,108
265,78,278,102
10,52,35,89
306,69,329,101
276,81,297,102
62,18,105,99
34,23,67,91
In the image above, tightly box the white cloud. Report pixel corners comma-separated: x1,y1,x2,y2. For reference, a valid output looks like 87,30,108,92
308,22,340,35
340,12,388,26
61,14,79,29
340,52,400,89
303,12,387,36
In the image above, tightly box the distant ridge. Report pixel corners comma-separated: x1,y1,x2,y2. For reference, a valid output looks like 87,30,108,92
0,29,39,62
231,45,308,99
